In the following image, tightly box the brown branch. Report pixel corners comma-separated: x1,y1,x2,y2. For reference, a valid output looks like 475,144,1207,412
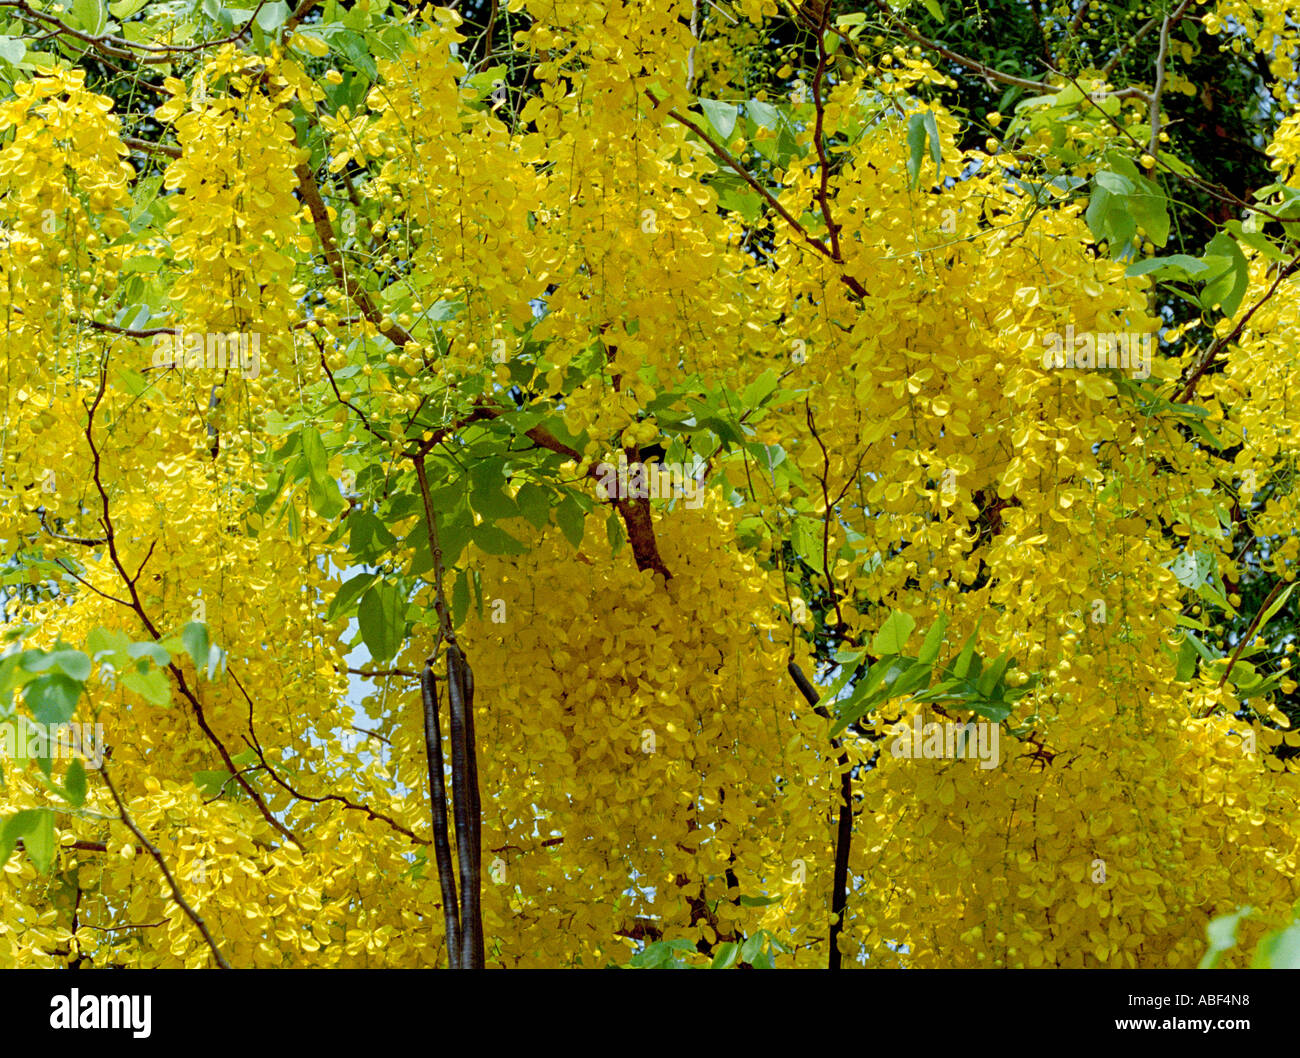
80,919,167,931
1064,1,1091,42
81,316,178,337
645,89,867,299
809,0,843,262
82,361,302,849
122,135,181,159
1219,578,1288,688
1052,67,1291,225
1148,1,1192,157
804,400,864,642
1,0,270,64
1175,252,1300,403
787,662,854,971
871,0,1048,90
39,509,106,547
49,556,132,607
20,838,109,855
294,161,416,350
282,0,318,35
471,406,674,579
223,670,428,847
350,724,391,745
345,666,419,679
99,767,232,969
1100,11,1161,77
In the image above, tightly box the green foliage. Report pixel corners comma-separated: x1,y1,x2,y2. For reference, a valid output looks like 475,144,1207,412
1201,907,1300,968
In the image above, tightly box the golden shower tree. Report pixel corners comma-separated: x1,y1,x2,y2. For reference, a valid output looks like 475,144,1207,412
1,0,1300,968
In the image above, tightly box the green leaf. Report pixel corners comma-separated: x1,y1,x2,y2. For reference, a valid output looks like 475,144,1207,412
715,184,762,223
1200,233,1249,317
872,610,916,655
831,658,905,735
711,941,740,968
947,631,978,680
206,643,226,682
1255,583,1295,637
969,698,1012,723
627,938,698,968
556,495,586,549
122,666,171,707
333,28,378,79
70,0,107,35
906,112,928,189
0,35,26,65
181,622,210,674
48,649,91,682
0,810,36,867
255,0,290,30
977,651,1013,699
64,759,86,808
792,517,826,574
917,614,948,666
25,674,82,725
1125,254,1209,279
473,523,527,556
127,641,170,668
1253,923,1300,968
357,582,406,664
193,768,239,800
741,369,780,411
1095,169,1136,196
1123,180,1170,247
923,110,941,168
888,658,933,700
1085,174,1137,251
24,808,55,871
19,650,57,674
1200,907,1252,968
470,471,518,524
515,484,551,529
746,99,779,130
1,808,54,872
301,428,344,519
1170,549,1214,588
700,98,738,141
1175,634,1199,682
328,571,377,620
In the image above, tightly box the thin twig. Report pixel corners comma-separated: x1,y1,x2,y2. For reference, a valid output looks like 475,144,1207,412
787,662,854,971
100,767,232,969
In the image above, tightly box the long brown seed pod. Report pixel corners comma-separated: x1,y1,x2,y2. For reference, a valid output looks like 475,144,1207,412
421,661,462,968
